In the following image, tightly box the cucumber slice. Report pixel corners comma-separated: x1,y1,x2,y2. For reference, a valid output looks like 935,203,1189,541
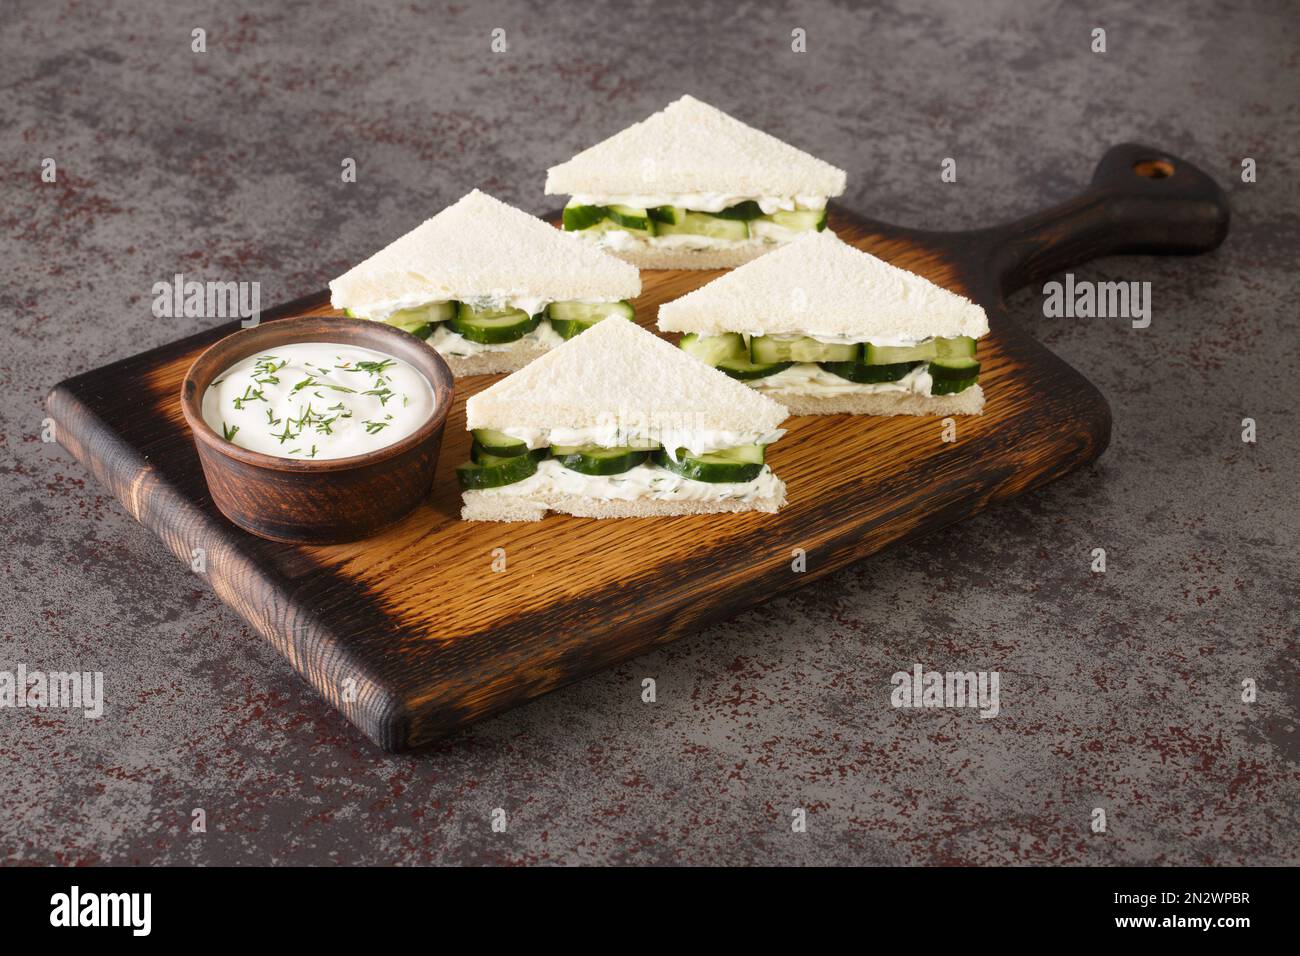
456,453,538,490
931,374,978,395
761,208,827,232
652,447,764,483
750,335,859,364
929,356,981,380
929,355,981,393
553,445,650,476
648,206,680,225
404,323,434,340
607,204,652,232
471,428,529,457
819,360,919,384
864,341,939,364
546,300,635,339
679,332,748,366
562,204,609,231
935,336,977,359
565,205,655,239
471,441,549,466
713,201,764,221
706,444,766,464
450,303,541,344
655,211,749,241
716,357,793,380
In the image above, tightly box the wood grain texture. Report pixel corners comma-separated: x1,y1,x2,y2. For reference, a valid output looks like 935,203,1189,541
46,144,1229,751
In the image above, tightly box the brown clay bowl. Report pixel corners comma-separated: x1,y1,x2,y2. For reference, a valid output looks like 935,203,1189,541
180,316,454,544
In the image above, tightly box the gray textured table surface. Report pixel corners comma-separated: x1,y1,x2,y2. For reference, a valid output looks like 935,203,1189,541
3,0,1296,866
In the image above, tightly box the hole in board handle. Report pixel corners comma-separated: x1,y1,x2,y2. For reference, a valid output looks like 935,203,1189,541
1132,159,1176,179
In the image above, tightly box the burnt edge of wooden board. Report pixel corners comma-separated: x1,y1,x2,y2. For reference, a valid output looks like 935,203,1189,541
46,223,1112,753
46,292,420,749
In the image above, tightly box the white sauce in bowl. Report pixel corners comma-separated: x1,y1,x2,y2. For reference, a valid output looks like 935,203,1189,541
201,342,434,460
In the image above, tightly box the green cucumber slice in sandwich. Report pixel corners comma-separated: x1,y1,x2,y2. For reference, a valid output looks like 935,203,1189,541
652,445,765,483
450,303,542,344
655,211,749,241
934,336,977,359
562,203,654,238
712,201,765,221
759,208,827,232
346,301,456,337
562,204,610,231
928,356,980,394
750,335,858,364
456,453,539,490
471,441,549,466
716,357,793,380
818,360,919,383
552,445,651,476
678,332,748,366
471,428,530,456
864,341,940,364
546,300,636,339
606,204,652,232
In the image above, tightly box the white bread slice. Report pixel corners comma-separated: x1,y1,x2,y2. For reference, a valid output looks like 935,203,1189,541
329,189,640,314
657,231,989,341
544,95,846,199
466,317,789,436
768,385,985,417
441,342,551,378
461,489,784,522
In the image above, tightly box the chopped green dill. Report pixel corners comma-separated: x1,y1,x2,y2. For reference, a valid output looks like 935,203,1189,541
292,375,355,394
251,357,287,385
221,422,239,442
363,420,390,435
231,384,266,410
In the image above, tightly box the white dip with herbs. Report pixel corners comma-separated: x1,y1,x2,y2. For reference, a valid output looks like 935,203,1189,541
201,342,434,460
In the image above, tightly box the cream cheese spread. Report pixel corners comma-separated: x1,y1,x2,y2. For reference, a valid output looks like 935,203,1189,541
749,362,934,397
570,193,828,214
358,292,553,324
493,423,787,460
474,459,786,506
428,320,566,358
740,330,935,348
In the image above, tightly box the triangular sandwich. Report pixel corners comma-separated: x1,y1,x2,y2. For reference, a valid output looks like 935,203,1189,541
458,318,790,521
657,231,989,416
545,95,846,270
330,189,641,377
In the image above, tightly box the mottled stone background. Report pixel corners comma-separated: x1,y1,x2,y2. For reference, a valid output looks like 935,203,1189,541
2,0,1296,865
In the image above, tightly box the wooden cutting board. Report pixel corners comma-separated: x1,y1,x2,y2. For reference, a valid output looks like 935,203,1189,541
47,144,1228,751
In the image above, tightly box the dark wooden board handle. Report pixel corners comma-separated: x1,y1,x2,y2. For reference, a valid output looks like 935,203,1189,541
982,142,1231,298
